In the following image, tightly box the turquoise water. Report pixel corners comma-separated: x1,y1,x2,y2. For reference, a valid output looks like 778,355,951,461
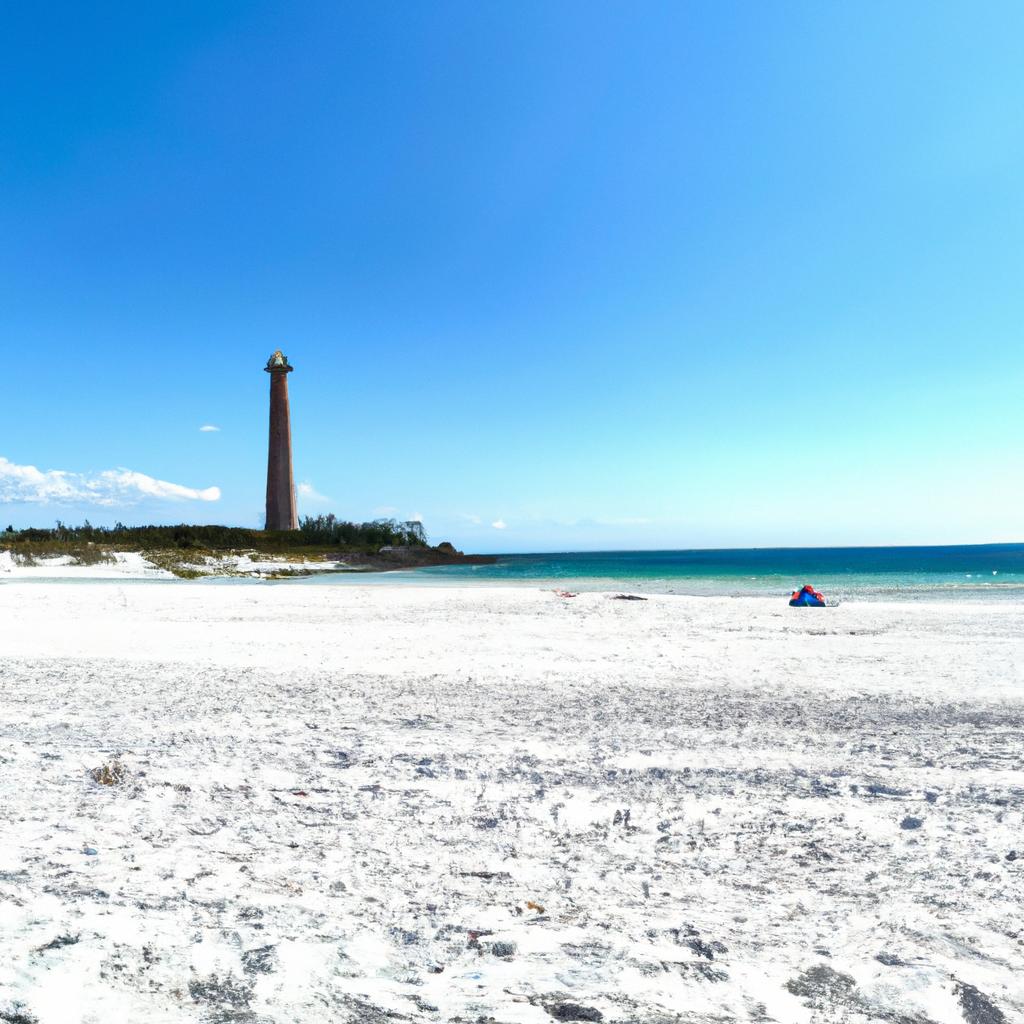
8,544,1021,600
310,544,1024,601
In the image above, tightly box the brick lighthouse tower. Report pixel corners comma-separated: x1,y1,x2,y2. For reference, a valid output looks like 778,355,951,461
264,350,298,531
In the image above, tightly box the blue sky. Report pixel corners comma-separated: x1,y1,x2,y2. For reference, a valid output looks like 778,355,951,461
2,2,1022,552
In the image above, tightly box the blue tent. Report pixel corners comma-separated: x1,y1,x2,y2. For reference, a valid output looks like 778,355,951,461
790,584,826,607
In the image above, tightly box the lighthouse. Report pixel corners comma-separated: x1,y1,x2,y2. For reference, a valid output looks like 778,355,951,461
264,350,298,531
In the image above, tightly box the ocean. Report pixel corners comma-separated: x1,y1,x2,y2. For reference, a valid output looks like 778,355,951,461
313,543,1024,601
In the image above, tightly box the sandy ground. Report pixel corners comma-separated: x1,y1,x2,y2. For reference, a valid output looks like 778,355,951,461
0,551,173,580
0,551,352,580
0,583,1021,1024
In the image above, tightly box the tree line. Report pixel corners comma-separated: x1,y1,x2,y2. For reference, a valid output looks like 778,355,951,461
2,515,428,552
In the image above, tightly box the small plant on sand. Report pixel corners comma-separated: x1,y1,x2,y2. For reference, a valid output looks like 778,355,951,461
90,759,128,786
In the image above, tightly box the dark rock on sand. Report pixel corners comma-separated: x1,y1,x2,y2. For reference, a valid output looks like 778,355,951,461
241,945,277,975
0,1006,39,1024
202,1013,275,1024
189,974,254,1010
865,783,911,797
686,937,727,960
875,951,907,966
785,964,857,1004
664,960,729,982
547,1004,604,1022
956,981,1007,1024
35,933,79,953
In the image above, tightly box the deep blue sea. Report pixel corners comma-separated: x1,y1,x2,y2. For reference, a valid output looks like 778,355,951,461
323,544,1024,601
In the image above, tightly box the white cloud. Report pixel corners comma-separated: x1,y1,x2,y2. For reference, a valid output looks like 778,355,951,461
101,470,220,503
199,425,220,433
297,481,330,503
458,513,482,525
491,519,507,530
409,512,423,523
374,505,399,517
0,456,220,506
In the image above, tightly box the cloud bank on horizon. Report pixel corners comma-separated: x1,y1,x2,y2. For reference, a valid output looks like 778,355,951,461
0,457,220,506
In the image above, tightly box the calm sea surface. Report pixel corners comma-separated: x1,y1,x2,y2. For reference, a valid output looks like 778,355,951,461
309,544,1024,601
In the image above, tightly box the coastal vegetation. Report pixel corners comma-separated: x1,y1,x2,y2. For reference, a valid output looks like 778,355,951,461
3,515,427,554
0,515,474,578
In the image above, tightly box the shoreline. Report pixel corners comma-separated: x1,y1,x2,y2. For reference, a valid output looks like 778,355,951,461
3,545,1022,602
1,569,1022,605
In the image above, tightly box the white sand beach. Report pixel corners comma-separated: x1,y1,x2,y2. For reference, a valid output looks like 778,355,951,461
0,551,356,581
0,583,1021,1023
